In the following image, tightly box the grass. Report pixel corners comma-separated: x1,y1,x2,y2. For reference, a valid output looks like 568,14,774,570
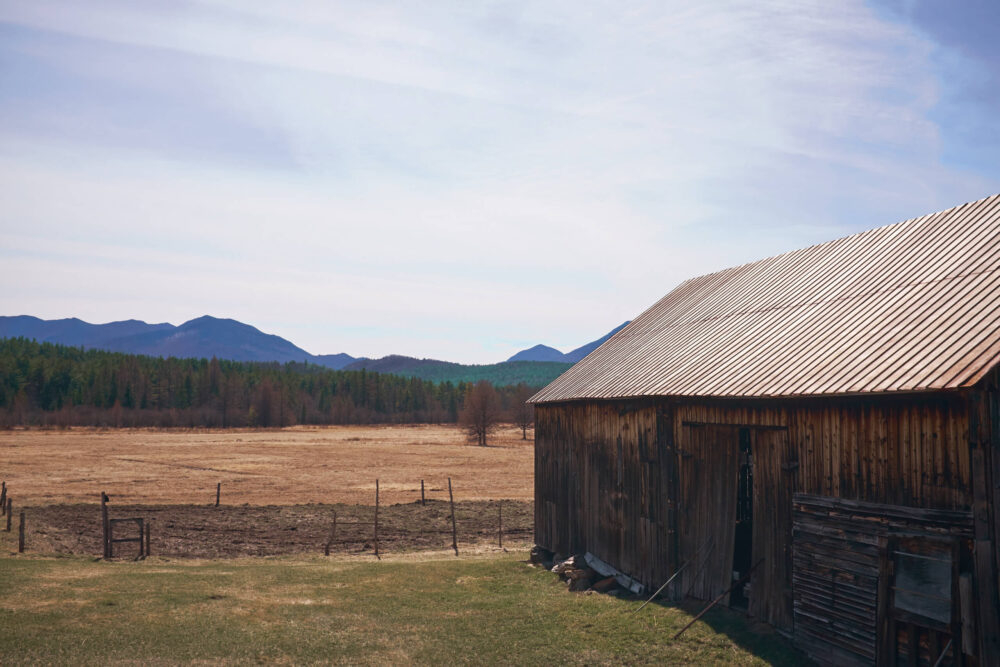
0,536,805,664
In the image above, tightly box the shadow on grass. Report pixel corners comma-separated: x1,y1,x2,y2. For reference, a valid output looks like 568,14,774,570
646,596,814,666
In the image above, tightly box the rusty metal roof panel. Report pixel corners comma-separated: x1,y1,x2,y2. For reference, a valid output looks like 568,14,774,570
531,194,1000,403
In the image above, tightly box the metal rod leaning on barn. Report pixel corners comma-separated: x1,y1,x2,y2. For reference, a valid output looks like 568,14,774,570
672,559,762,640
633,536,714,614
18,510,25,553
682,538,717,600
448,478,458,556
932,638,954,667
374,479,380,559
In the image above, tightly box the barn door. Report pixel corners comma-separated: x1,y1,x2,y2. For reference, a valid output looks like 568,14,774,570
679,423,740,601
750,427,795,629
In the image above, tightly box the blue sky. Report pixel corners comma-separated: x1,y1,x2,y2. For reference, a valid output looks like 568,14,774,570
1,0,998,363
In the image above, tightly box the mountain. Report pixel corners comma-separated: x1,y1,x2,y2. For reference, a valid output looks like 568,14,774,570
0,315,174,347
102,316,317,363
564,321,630,362
507,344,568,363
311,353,359,370
345,355,571,386
506,321,630,363
0,315,356,368
0,314,623,385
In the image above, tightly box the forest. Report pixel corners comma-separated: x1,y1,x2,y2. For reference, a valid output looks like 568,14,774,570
0,338,537,429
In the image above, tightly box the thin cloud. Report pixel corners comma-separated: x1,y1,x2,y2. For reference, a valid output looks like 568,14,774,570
1,1,997,362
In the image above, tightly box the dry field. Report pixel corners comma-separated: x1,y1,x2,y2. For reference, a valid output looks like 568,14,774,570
0,424,534,506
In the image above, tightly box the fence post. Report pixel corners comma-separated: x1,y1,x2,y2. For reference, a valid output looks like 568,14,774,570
325,511,338,556
448,478,458,556
0,481,6,515
421,479,425,506
498,501,503,550
5,498,11,532
18,511,25,553
101,492,110,558
215,482,221,507
374,479,380,559
146,519,151,557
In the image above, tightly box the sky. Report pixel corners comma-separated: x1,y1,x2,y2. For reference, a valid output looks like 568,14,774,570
1,0,998,364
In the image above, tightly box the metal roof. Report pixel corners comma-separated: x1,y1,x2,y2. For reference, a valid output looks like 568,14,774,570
532,194,1000,403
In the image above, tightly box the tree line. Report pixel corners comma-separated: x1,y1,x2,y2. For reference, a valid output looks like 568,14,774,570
0,337,537,430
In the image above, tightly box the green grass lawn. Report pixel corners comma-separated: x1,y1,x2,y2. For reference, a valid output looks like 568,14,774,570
0,533,805,665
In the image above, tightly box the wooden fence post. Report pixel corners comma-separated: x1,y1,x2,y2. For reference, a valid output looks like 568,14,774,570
18,511,25,553
498,501,503,550
374,479,380,559
325,511,338,556
0,481,6,515
5,498,11,532
421,479,425,506
101,492,110,559
215,482,221,507
448,478,458,556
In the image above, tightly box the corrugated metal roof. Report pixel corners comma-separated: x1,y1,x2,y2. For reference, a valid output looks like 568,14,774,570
532,194,1000,403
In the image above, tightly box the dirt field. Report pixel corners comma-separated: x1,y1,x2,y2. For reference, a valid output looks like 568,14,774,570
0,424,534,506
23,499,534,559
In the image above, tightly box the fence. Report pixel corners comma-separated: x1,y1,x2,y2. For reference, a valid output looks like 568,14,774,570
1,477,534,560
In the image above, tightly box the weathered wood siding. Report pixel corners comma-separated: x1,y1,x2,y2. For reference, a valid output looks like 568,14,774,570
672,394,972,511
535,391,978,633
791,494,974,666
534,401,670,587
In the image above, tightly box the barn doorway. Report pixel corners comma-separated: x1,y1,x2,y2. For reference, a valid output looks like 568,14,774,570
731,427,753,610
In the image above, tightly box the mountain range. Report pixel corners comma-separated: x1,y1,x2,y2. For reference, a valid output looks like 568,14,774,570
504,321,629,363
0,315,627,384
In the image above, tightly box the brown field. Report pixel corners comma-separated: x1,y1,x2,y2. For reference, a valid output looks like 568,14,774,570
0,424,534,506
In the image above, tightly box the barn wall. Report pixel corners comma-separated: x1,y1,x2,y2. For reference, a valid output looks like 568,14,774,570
534,401,670,587
534,391,978,629
672,393,972,511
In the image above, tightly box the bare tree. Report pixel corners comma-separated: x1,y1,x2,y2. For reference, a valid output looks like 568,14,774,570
512,383,534,440
460,380,502,446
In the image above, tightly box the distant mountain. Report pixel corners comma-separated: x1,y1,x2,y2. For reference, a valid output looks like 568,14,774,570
102,315,316,363
0,315,356,369
507,344,568,363
0,314,624,385
564,321,630,362
0,315,174,347
312,353,359,370
345,355,571,386
506,321,630,363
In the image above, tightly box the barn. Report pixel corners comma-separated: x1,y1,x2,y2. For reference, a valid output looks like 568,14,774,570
530,194,1000,666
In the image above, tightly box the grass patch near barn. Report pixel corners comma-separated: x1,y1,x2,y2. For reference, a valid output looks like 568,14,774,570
0,544,804,665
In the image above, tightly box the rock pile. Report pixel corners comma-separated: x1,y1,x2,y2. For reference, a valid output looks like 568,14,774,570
529,546,622,595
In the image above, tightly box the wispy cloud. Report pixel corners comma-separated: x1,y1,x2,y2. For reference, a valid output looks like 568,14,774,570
1,0,997,361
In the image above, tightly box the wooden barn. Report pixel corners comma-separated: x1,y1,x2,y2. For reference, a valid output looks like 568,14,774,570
530,194,1000,666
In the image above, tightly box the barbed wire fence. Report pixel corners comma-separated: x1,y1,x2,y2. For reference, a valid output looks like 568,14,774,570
1,477,535,560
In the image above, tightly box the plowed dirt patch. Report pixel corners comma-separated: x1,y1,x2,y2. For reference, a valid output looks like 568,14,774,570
23,500,533,559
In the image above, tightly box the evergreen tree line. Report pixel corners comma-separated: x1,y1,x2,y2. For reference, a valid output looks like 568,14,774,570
0,338,539,429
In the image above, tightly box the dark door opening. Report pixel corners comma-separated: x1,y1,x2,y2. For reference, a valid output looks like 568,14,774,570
731,427,753,610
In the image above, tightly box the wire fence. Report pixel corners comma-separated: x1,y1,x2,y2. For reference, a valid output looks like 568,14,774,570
1,477,535,560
